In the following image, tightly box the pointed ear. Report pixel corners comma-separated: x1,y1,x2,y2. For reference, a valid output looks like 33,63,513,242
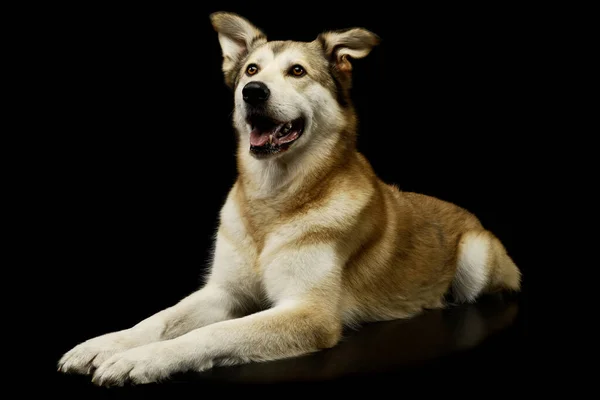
318,28,380,74
210,12,267,85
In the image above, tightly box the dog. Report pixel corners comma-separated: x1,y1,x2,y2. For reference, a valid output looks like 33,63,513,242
57,11,521,386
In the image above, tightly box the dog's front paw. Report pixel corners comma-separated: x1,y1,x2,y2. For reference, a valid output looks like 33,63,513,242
57,330,143,375
91,343,186,387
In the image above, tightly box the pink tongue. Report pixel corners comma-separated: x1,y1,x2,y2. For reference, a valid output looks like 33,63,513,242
250,124,284,147
250,129,270,146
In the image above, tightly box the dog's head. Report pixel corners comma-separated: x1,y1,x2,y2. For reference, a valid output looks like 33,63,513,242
210,12,379,160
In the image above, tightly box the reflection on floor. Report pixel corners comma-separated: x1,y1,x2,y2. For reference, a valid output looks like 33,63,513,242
181,293,522,384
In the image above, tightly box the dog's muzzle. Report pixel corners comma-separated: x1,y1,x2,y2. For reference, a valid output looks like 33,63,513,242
243,81,270,106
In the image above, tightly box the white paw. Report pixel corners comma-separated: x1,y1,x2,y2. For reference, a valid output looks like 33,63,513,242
91,343,191,387
57,330,144,375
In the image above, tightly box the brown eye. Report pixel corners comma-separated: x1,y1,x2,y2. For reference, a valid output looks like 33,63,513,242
246,64,258,76
290,65,305,77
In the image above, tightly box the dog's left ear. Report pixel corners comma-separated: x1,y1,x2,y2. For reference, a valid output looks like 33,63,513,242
318,28,380,74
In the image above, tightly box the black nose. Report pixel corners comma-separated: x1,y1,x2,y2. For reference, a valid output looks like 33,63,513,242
243,81,270,106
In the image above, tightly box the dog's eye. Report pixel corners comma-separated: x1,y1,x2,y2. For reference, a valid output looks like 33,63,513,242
246,64,259,76
290,65,305,77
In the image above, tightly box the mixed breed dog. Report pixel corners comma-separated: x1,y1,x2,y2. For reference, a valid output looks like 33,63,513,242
58,12,521,386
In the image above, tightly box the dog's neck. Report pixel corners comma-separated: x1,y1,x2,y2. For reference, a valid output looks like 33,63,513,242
236,129,356,201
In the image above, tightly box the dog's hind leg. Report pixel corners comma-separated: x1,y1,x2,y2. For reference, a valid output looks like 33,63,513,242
451,230,521,303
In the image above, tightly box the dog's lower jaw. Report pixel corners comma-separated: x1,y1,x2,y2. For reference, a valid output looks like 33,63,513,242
249,142,293,159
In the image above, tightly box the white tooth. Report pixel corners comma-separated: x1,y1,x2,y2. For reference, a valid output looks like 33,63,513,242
280,122,291,135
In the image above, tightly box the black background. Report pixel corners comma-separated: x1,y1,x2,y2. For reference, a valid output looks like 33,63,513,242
39,2,553,396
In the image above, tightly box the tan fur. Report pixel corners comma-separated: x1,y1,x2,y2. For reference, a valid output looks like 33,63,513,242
232,145,520,323
57,12,521,386
214,11,521,347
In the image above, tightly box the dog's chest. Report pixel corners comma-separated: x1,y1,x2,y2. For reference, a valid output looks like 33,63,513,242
219,191,311,299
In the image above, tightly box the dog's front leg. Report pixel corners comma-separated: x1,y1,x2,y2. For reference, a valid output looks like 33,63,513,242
57,284,239,375
91,301,341,386
91,245,343,386
58,229,255,375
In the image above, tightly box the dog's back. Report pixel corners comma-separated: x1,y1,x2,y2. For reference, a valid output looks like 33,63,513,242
340,178,520,324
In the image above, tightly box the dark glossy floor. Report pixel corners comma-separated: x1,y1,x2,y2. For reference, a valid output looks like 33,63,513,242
52,293,530,396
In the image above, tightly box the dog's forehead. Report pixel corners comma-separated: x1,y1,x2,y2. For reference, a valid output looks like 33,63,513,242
251,41,323,65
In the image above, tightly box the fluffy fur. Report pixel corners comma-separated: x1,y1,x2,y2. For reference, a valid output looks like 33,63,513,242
57,12,521,386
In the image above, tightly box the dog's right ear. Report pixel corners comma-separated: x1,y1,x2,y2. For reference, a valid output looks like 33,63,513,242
210,12,267,86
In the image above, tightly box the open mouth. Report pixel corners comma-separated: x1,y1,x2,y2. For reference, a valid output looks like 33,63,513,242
247,114,305,158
